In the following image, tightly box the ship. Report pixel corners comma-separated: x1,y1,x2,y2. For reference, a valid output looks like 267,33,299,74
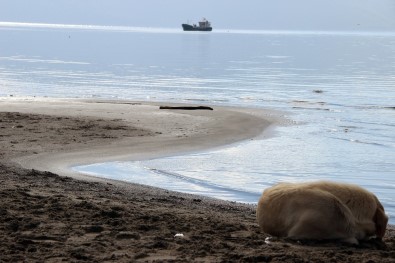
182,18,212,31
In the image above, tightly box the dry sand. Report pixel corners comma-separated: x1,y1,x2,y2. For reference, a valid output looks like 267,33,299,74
0,98,394,262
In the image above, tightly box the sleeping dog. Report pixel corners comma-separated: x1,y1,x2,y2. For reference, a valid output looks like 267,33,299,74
256,181,388,244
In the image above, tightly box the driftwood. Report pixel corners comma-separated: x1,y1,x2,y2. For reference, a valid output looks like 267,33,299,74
159,106,213,111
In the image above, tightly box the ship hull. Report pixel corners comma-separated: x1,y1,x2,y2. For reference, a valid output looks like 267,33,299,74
182,24,212,31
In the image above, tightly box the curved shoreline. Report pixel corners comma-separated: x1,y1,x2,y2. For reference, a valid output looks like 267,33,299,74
1,97,278,182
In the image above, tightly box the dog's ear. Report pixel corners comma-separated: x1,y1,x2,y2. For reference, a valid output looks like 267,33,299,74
373,204,388,238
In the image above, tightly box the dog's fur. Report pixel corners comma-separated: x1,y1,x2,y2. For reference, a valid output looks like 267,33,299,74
256,181,388,244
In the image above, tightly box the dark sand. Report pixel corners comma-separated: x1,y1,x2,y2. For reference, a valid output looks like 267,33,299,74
0,101,394,262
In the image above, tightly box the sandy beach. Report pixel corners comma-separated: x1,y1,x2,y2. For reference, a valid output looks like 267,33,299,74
0,98,394,262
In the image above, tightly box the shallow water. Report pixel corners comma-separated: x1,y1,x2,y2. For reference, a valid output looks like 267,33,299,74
1,23,394,223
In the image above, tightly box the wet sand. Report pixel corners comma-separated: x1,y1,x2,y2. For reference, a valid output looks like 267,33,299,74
0,98,394,262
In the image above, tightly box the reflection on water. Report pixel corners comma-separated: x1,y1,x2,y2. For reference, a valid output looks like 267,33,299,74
1,23,394,223
76,126,395,223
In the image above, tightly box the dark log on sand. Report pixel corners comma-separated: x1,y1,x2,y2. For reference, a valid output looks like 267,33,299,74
159,106,213,110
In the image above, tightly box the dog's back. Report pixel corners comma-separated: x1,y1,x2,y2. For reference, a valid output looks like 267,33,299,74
256,181,388,243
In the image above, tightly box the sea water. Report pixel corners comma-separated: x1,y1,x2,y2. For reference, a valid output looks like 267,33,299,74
1,23,394,222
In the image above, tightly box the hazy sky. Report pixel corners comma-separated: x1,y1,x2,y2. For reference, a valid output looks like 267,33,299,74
1,0,395,31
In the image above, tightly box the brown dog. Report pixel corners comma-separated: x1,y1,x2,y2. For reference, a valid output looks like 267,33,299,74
256,181,388,244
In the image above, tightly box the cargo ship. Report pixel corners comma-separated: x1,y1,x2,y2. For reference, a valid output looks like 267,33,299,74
182,18,212,31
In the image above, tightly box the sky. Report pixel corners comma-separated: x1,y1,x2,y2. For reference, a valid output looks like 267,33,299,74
0,0,395,31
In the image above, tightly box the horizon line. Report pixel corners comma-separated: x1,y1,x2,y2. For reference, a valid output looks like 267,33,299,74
1,21,395,37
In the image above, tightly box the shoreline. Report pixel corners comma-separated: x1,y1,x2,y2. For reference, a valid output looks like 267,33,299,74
1,97,278,181
1,97,394,262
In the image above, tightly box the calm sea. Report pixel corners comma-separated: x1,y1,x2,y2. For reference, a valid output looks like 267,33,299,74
1,23,394,223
